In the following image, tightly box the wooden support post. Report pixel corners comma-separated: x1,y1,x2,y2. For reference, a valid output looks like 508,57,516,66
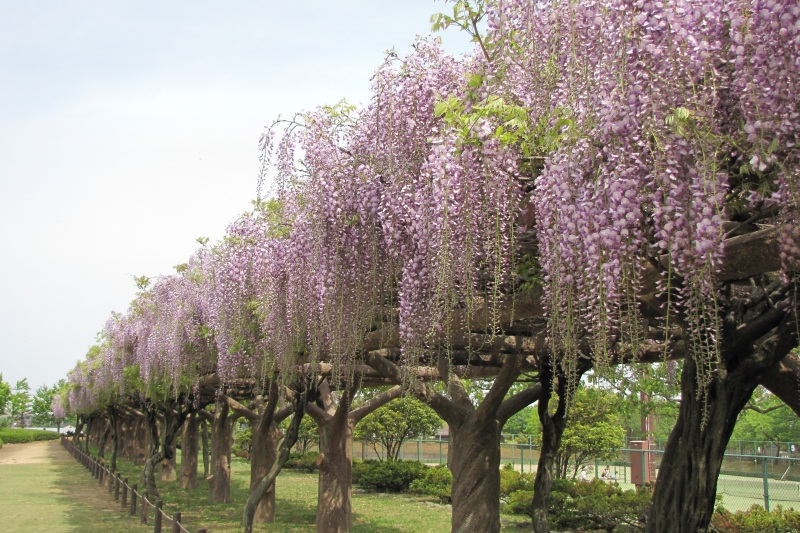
121,478,128,508
172,512,182,533
130,484,138,516
114,473,121,501
98,464,104,485
154,500,163,533
141,491,148,524
108,470,115,494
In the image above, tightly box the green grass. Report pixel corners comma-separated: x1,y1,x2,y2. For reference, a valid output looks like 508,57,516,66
79,445,531,532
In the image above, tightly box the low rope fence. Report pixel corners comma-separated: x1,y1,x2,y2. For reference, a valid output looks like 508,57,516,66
61,436,207,533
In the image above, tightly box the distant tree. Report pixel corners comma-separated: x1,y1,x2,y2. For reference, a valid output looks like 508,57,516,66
10,378,31,426
31,384,56,427
0,374,11,415
355,396,442,461
731,387,800,456
535,386,626,479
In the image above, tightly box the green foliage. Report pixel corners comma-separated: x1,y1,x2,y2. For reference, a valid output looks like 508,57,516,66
0,374,11,415
280,412,318,454
408,465,452,503
31,384,56,426
0,436,3,448
352,459,428,492
232,424,252,459
10,378,31,425
284,451,320,472
499,463,534,499
534,386,626,478
354,396,442,461
711,504,800,532
731,388,800,452
504,479,649,530
0,427,61,443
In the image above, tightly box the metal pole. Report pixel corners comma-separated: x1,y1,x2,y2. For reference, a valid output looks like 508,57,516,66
763,456,770,511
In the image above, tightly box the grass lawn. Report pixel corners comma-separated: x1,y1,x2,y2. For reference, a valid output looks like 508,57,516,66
76,445,532,532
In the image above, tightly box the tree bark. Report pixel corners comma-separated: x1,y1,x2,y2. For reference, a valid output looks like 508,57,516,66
366,351,539,533
449,415,503,533
201,417,210,479
108,407,119,471
243,381,317,533
313,390,355,533
647,305,798,532
181,412,199,489
208,398,237,503
531,362,571,533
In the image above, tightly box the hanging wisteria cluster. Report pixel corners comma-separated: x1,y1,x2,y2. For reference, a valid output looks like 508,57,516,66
61,0,799,416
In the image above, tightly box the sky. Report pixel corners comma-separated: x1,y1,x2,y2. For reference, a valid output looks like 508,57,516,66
0,1,475,392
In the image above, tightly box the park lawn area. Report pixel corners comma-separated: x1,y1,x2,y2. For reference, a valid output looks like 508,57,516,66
95,449,531,532
0,440,153,533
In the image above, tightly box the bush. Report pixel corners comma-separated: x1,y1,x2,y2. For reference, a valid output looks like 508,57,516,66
503,478,649,531
499,463,535,499
711,504,800,532
0,437,4,448
232,425,252,459
284,451,320,472
353,459,427,492
409,465,452,503
0,428,60,444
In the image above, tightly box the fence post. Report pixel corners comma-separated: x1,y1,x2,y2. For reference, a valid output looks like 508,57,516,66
763,457,771,511
108,470,115,494
173,512,182,533
115,473,121,501
154,500,163,533
99,463,104,485
141,491,149,524
131,484,138,516
121,478,128,509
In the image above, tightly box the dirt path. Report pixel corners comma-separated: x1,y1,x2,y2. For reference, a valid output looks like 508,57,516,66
0,439,58,465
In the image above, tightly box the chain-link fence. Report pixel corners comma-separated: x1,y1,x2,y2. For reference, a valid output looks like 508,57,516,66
346,438,800,512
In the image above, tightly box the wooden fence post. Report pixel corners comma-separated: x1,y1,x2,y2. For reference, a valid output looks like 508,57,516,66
141,491,148,524
98,463,104,485
114,473,121,501
172,512,182,533
121,478,128,508
130,484,138,516
154,500,163,533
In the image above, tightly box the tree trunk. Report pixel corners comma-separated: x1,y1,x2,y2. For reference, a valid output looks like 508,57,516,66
249,417,280,523
209,399,236,503
97,424,111,459
449,416,503,533
160,435,178,482
108,407,119,471
531,364,569,533
142,407,164,498
201,418,210,478
647,306,798,532
243,382,316,533
181,412,199,490
316,407,354,533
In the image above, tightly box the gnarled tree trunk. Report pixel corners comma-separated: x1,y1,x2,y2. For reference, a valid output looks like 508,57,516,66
181,412,199,489
314,393,355,533
208,398,237,503
647,301,798,532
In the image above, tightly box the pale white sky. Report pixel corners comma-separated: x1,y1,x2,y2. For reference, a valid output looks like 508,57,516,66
0,1,474,391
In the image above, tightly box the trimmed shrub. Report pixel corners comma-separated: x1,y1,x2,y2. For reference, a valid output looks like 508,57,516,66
353,459,427,492
499,463,535,499
0,428,60,444
711,504,800,532
409,465,452,503
0,436,4,448
284,451,320,472
503,478,649,531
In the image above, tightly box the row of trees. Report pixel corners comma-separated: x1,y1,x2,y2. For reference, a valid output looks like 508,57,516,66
57,1,799,532
0,374,66,428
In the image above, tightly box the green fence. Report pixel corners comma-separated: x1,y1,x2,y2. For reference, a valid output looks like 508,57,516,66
348,439,800,512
